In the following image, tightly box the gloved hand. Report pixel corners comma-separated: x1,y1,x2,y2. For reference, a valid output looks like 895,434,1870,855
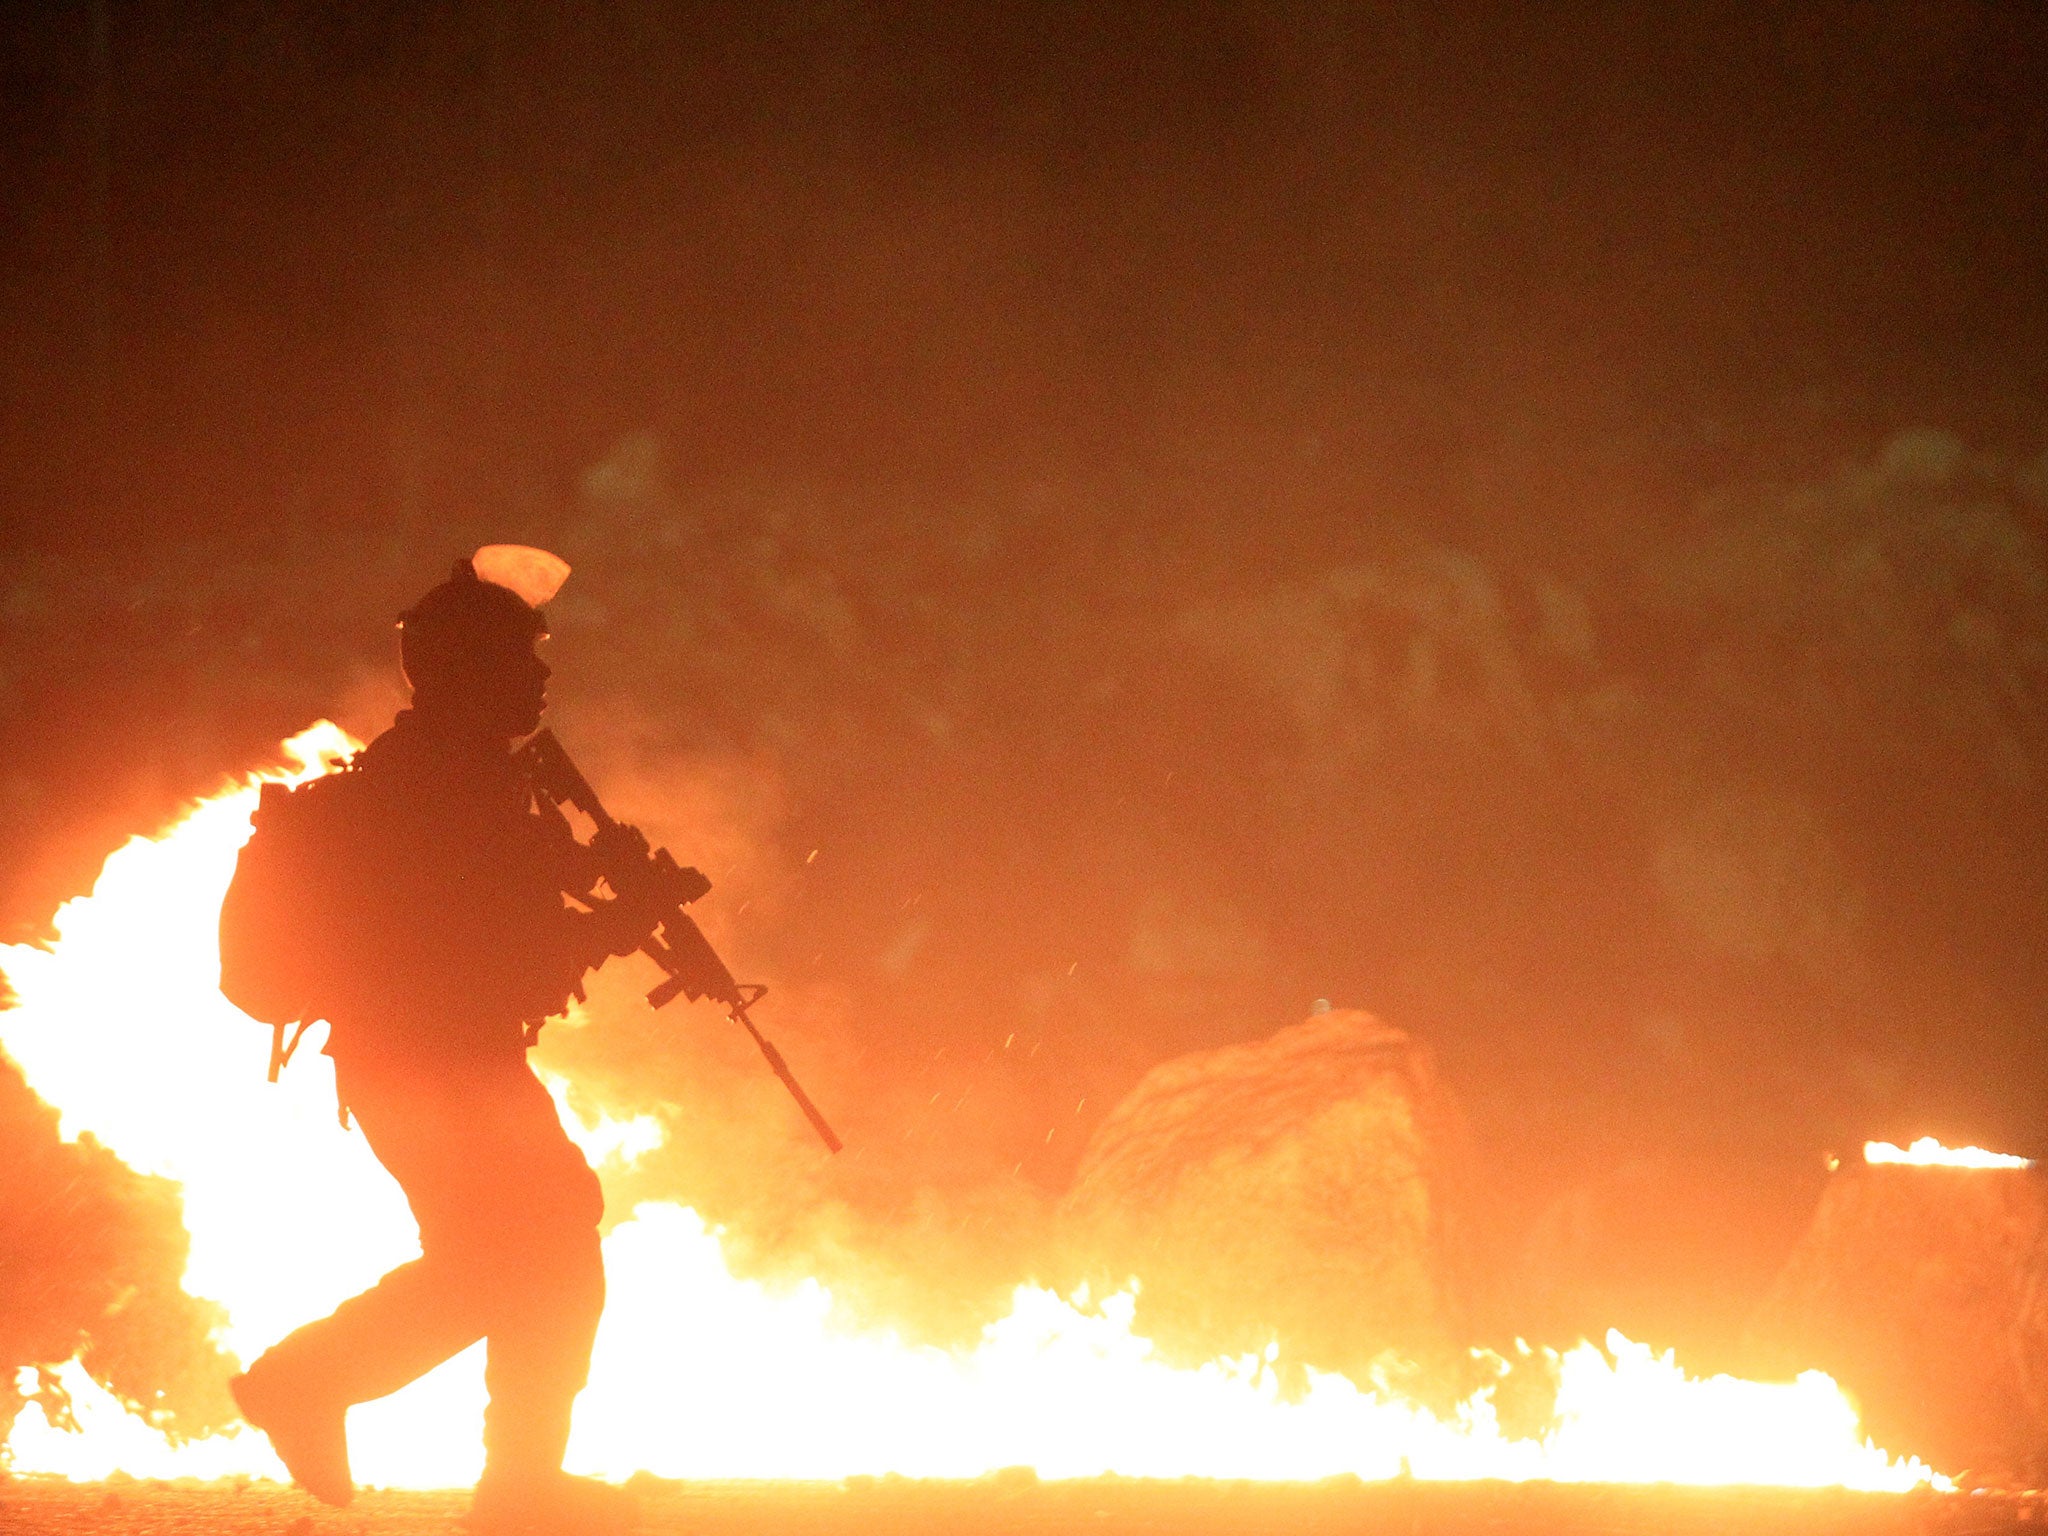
591,820,652,869
592,819,710,908
582,889,667,961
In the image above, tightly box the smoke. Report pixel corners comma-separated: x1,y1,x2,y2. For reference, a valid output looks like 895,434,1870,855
4,424,2047,1372
1,1,2046,1377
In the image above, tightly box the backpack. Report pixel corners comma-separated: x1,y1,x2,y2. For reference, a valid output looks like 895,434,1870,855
219,766,364,1080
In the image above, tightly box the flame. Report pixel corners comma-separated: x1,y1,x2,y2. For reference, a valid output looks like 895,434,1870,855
0,726,1948,1491
541,1071,664,1170
1863,1137,2033,1170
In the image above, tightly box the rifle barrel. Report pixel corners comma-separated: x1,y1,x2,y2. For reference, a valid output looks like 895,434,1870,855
737,1011,844,1153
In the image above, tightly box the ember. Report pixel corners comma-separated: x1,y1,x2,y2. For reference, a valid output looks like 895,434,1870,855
0,731,1948,1492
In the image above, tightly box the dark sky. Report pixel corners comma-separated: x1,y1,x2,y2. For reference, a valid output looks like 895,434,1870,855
3,0,2047,1359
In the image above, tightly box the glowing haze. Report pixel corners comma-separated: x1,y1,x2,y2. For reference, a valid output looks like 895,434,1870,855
0,727,1946,1491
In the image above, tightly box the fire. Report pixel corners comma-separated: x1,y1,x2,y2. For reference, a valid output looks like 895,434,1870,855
1863,1137,2033,1170
0,726,1948,1491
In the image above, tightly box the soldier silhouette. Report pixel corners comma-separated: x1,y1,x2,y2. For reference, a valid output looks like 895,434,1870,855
218,549,660,1532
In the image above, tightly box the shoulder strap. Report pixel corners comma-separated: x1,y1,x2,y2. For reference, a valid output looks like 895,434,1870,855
267,1018,313,1084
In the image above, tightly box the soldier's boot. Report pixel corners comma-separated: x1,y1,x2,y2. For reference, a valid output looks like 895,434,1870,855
229,1363,353,1508
465,1469,636,1534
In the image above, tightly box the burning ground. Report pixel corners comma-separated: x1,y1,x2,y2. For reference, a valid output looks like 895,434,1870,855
5,441,2048,1487
0,741,1965,1489
0,1476,2024,1536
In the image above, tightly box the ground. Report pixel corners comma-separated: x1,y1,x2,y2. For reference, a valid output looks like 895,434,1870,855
0,1476,2033,1536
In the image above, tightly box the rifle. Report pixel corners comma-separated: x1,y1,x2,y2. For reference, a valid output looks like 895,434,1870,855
519,728,844,1154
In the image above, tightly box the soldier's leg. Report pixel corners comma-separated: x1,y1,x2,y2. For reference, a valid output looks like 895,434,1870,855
479,1215,605,1478
471,1064,607,1487
245,1255,488,1406
235,1063,498,1504
243,1064,501,1396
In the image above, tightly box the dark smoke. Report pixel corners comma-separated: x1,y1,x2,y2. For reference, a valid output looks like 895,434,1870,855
2,2,2046,1369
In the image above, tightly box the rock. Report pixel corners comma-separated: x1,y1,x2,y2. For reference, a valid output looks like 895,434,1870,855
1059,1009,1472,1382
1750,1161,2048,1480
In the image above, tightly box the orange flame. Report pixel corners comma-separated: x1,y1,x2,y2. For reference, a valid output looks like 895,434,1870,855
0,726,1949,1491
1863,1137,2033,1170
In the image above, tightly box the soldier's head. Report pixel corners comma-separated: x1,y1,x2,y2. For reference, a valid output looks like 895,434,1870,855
398,553,560,739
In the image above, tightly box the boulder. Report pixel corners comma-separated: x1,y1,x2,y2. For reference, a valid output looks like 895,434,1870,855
1750,1161,2048,1480
1059,1009,1471,1382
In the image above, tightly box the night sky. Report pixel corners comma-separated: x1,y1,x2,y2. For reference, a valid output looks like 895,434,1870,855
4,1,2048,1366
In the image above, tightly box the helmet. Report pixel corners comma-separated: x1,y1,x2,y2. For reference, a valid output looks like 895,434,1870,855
398,555,551,698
